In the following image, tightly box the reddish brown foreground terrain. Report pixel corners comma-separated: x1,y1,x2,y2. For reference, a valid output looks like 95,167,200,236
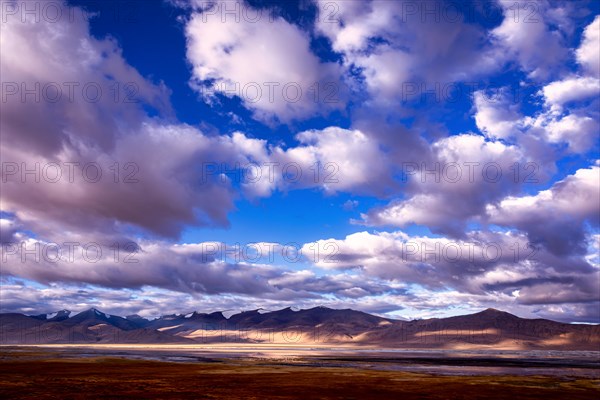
1,348,599,399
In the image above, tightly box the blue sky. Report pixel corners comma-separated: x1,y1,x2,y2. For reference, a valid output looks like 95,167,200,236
1,0,599,322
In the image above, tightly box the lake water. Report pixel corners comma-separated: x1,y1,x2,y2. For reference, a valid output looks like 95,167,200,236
4,345,599,378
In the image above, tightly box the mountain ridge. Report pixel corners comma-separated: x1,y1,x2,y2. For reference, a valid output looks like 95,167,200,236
1,307,598,350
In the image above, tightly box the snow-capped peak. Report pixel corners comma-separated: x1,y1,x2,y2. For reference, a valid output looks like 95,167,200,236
93,309,109,319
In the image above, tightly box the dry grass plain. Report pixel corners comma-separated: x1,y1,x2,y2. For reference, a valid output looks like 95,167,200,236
1,347,599,399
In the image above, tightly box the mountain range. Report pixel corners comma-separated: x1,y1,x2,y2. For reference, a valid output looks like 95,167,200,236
1,307,598,350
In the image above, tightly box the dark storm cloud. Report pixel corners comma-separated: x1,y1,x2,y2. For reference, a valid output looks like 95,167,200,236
487,165,600,256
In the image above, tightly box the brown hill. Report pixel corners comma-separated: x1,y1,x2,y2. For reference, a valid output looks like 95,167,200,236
1,307,598,350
